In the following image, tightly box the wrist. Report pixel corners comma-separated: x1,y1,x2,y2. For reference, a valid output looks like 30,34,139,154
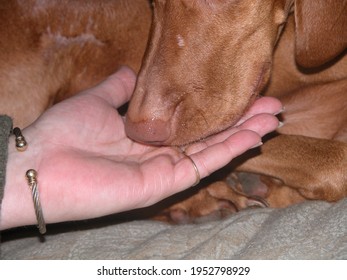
0,129,44,231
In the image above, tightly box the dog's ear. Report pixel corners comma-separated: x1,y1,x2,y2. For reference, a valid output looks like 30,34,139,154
294,0,347,68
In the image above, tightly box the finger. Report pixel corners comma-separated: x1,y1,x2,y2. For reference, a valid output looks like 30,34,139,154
237,113,280,137
89,66,137,108
236,96,283,125
174,130,261,192
184,113,279,155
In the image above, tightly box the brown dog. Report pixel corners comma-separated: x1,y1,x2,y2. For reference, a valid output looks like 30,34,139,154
1,1,346,223
125,0,347,222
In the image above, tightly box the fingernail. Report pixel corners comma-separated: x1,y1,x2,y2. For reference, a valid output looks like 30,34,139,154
251,142,263,149
278,121,284,128
274,107,285,115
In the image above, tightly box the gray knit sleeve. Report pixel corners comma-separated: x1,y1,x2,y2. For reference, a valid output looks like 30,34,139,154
0,115,13,203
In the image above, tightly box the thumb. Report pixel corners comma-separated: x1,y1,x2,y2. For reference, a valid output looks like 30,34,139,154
89,66,137,108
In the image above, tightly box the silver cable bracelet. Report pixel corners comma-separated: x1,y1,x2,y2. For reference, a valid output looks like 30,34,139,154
13,127,46,234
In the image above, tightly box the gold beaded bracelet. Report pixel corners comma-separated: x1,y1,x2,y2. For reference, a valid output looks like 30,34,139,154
13,127,46,234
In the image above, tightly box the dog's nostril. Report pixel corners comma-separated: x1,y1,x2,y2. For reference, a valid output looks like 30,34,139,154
125,117,171,145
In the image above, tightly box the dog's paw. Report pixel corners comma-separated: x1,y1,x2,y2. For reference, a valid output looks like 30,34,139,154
153,181,239,224
228,172,307,208
225,172,270,209
153,176,270,224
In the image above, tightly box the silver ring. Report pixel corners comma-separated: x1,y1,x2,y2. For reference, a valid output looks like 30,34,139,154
184,154,201,186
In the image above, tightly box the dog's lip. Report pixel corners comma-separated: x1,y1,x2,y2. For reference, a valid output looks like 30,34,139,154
253,61,272,95
162,92,258,146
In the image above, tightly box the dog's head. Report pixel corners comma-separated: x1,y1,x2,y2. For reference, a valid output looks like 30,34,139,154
125,0,346,146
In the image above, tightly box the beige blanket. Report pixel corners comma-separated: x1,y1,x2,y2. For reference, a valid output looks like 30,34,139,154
1,198,346,259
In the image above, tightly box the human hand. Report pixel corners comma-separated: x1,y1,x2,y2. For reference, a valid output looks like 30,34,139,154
1,67,282,230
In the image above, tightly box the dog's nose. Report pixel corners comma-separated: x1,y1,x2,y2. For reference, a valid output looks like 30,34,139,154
125,117,171,145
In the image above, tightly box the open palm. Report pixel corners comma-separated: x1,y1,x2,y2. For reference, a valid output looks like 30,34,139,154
16,67,281,225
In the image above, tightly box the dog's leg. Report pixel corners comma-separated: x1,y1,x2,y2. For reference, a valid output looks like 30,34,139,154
237,134,347,202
